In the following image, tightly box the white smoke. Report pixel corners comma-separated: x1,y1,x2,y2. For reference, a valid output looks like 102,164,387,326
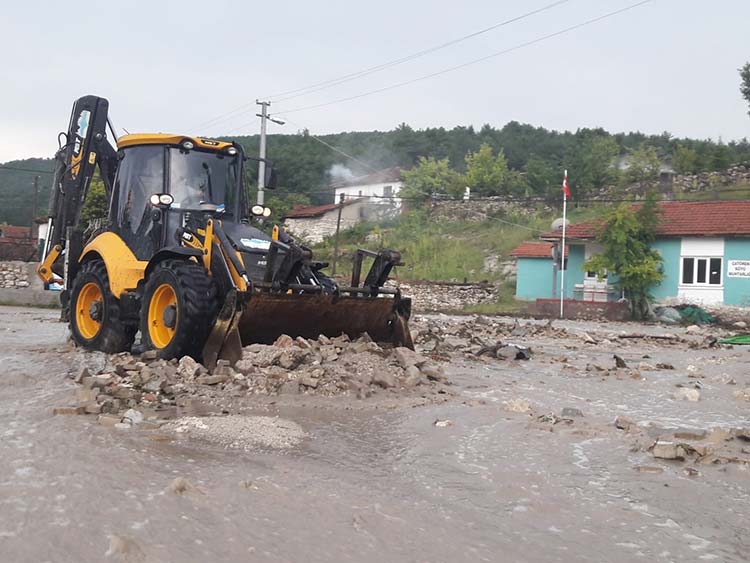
329,164,355,182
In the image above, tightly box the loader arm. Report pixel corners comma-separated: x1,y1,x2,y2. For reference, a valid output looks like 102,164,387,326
39,95,117,287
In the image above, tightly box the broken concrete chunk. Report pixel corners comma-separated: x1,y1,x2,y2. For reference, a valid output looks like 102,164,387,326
420,363,447,383
613,354,628,368
651,440,687,460
673,388,700,402
372,372,397,389
274,334,295,348
394,347,428,369
177,356,202,378
614,416,636,432
503,398,532,413
53,406,85,415
196,374,230,386
122,409,144,425
560,407,583,418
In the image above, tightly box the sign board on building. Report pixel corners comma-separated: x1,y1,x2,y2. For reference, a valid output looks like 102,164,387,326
727,260,750,278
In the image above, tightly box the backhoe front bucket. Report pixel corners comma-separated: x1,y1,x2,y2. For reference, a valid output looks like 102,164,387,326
238,292,413,348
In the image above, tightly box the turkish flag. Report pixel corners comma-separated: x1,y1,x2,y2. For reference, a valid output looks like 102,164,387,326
562,170,571,199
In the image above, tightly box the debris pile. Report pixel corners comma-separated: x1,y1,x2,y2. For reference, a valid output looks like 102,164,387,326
56,333,452,423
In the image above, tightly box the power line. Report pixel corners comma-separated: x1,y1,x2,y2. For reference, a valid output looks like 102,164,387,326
190,0,573,133
275,0,651,116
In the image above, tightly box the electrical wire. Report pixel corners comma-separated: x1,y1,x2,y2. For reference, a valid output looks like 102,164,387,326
275,0,651,116
190,0,573,132
0,165,54,175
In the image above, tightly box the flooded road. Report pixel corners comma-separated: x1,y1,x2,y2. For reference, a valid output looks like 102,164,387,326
1,305,749,562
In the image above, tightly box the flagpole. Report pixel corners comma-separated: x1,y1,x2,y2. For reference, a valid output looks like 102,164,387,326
560,169,568,319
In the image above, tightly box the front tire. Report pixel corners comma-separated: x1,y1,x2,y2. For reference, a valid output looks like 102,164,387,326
140,259,218,361
70,259,136,353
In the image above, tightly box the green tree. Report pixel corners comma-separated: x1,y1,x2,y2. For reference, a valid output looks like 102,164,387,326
584,193,664,319
80,177,109,227
625,144,660,184
270,192,312,226
672,145,699,174
464,144,508,195
523,155,558,198
400,156,464,201
740,62,750,117
564,135,620,199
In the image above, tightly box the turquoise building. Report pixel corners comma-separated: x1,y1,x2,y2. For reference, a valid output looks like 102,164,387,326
512,201,750,306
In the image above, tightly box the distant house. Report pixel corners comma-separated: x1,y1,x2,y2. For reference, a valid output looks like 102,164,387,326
283,200,361,244
510,242,568,301
513,201,750,306
0,224,37,261
332,167,403,214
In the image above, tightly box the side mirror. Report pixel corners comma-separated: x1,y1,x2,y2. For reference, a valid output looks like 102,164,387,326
265,166,278,190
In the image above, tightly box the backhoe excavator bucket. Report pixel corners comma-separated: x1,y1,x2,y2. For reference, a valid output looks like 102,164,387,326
202,290,413,369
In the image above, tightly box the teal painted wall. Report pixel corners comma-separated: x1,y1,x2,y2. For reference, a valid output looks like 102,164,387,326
515,257,555,300
650,239,680,300
724,238,750,306
560,245,586,298
515,245,586,300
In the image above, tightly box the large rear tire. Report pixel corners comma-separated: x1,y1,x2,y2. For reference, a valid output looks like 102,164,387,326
69,259,136,353
140,259,218,361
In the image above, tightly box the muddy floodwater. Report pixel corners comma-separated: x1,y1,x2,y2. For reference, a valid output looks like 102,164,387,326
1,305,750,562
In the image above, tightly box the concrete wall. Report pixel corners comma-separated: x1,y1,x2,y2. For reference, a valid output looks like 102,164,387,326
515,257,555,300
561,245,585,299
651,239,681,301
0,261,59,307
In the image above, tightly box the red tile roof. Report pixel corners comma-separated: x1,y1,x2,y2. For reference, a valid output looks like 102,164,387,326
510,241,568,258
284,200,356,219
331,167,402,189
542,201,750,240
0,225,31,240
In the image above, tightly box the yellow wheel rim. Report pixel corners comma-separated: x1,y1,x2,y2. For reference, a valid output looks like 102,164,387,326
76,282,104,340
148,283,178,349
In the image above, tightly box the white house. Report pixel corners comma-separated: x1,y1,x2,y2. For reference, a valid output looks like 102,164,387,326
332,167,403,209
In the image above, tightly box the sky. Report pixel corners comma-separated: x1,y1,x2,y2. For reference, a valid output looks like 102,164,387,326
1,0,749,163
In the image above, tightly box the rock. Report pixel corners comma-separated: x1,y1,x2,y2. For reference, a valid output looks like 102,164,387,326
122,409,144,425
434,419,453,428
732,321,747,329
140,349,159,361
733,389,750,402
273,334,294,348
686,325,701,334
403,365,424,386
634,465,664,474
561,407,583,418
651,440,687,460
372,372,397,389
655,362,674,370
177,356,202,378
614,416,636,431
683,467,701,477
74,367,91,384
142,377,164,393
420,363,447,383
673,388,700,401
97,414,121,427
299,376,319,388
196,374,230,385
581,332,598,344
167,477,199,495
613,354,628,368
503,398,532,413
279,380,300,395
84,403,103,414
53,406,85,415
393,347,428,369
638,362,656,371
76,387,99,405
295,336,312,349
674,429,707,441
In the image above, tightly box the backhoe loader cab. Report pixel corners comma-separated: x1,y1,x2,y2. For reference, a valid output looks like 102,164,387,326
38,95,412,367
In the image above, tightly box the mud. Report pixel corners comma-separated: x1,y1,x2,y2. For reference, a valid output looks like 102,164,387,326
2,305,750,561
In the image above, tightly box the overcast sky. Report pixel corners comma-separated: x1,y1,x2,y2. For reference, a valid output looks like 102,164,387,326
2,0,749,163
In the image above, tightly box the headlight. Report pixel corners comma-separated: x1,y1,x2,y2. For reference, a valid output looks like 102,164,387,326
149,194,161,206
182,140,194,150
262,207,272,218
226,147,238,156
251,205,264,216
159,194,174,206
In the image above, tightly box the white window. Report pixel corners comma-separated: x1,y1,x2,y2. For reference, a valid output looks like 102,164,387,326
681,257,722,286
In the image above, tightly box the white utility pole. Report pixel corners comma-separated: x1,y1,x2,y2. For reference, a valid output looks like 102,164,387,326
560,169,569,319
256,100,270,206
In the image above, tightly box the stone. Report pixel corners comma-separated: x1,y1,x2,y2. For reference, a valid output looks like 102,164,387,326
732,321,747,329
394,347,428,369
122,409,144,425
403,365,424,386
561,407,583,418
97,414,121,427
53,406,85,415
614,416,636,431
299,376,319,388
686,325,701,334
655,362,674,370
673,388,700,402
434,419,453,428
273,334,294,348
581,332,597,344
613,354,628,369
177,356,202,378
114,422,132,430
76,387,99,405
168,477,199,495
196,374,230,385
74,367,91,384
503,398,532,413
733,389,750,402
634,465,664,474
651,440,687,460
638,362,656,371
372,372,397,389
111,386,141,401
295,336,312,349
420,363,447,383
279,380,300,394
84,403,103,414
140,350,159,361
142,377,164,393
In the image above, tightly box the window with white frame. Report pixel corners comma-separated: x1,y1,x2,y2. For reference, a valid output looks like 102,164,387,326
681,257,722,286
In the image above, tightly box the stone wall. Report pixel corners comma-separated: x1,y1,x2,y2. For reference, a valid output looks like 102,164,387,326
395,280,498,313
0,261,36,289
429,199,552,223
527,298,630,321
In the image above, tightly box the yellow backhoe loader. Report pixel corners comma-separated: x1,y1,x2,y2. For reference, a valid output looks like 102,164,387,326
38,96,412,367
